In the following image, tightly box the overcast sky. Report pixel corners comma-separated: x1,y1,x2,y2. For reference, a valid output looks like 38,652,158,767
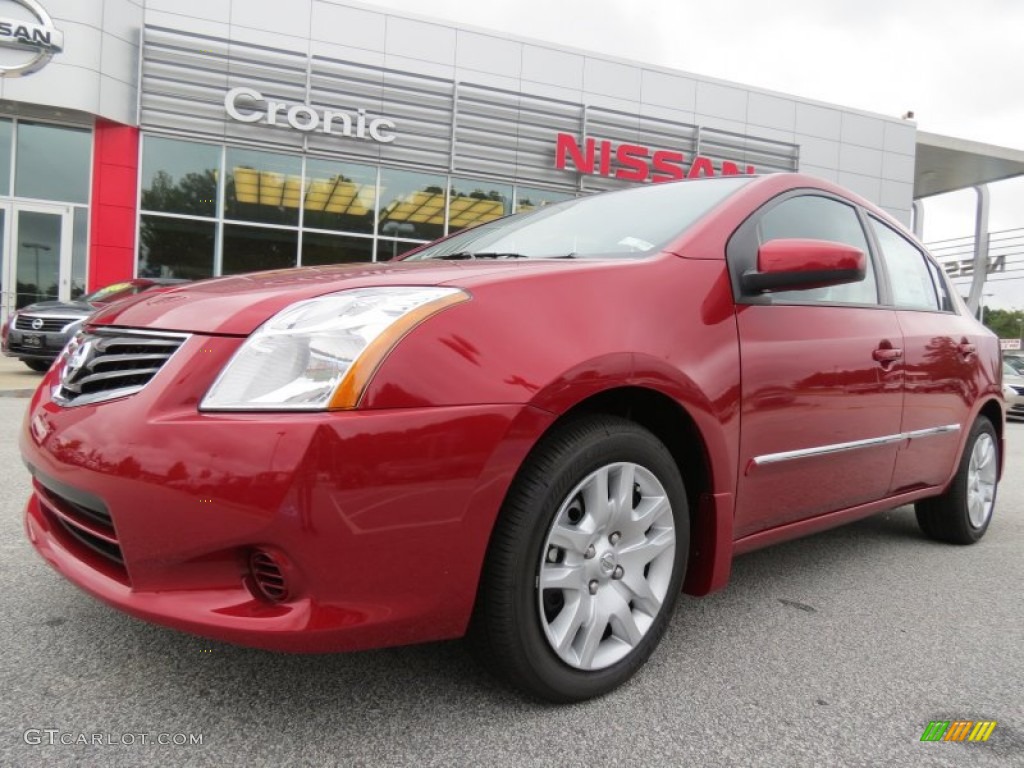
361,0,1024,309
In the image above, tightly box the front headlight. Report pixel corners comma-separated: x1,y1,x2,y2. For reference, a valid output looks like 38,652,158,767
200,286,469,411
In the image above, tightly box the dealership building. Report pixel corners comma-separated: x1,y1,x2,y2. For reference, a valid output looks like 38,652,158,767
1,0,1022,323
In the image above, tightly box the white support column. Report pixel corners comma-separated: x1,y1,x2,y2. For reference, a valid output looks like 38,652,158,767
911,199,924,239
965,184,990,315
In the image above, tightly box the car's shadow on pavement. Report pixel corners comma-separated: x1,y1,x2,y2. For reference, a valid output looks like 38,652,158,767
23,503,947,719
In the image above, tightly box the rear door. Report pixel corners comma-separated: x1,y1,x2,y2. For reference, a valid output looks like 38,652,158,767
728,192,905,539
867,217,977,491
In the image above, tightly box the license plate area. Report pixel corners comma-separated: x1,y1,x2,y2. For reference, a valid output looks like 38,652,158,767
23,334,43,349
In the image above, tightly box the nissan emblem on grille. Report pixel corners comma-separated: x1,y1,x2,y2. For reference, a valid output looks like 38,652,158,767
31,317,44,330
60,338,93,393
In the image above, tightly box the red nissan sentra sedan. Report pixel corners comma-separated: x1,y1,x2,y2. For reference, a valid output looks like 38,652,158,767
20,173,1003,702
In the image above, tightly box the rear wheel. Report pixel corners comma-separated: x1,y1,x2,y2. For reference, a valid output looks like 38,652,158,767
915,416,998,545
470,415,689,702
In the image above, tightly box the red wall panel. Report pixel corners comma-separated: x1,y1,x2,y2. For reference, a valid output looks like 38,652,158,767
89,120,139,290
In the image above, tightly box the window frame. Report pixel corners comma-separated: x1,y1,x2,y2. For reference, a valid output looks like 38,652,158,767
726,189,890,309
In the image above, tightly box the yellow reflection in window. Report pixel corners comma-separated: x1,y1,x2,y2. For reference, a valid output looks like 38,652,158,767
233,167,302,208
380,190,446,226
449,196,505,228
304,176,375,215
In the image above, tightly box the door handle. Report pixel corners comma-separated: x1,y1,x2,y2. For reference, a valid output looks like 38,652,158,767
873,347,903,364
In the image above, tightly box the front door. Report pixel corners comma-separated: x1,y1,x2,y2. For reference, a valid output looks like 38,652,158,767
1,203,73,323
726,192,906,539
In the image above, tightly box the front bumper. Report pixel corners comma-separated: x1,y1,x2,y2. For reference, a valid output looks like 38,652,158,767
3,328,73,362
21,333,551,652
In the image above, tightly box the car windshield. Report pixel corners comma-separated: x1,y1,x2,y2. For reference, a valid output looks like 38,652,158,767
81,282,142,305
403,177,752,261
1004,356,1024,374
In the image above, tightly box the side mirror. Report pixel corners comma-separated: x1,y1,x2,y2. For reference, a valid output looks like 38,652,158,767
741,238,866,294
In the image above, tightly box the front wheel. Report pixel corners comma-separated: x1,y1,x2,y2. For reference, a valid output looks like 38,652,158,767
470,415,689,702
915,416,999,545
24,359,51,373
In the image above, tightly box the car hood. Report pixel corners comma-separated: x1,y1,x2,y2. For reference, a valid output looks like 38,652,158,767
89,259,592,335
17,300,94,317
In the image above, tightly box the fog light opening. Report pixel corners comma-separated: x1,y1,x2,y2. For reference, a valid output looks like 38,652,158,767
248,549,290,603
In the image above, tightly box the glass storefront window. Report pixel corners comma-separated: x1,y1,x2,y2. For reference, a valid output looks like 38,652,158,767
15,210,61,307
303,159,377,234
225,148,302,226
302,232,373,266
132,135,584,279
0,119,11,196
378,168,445,242
448,178,511,234
15,122,91,204
514,186,573,213
141,136,220,217
377,238,426,261
222,224,298,275
138,215,216,280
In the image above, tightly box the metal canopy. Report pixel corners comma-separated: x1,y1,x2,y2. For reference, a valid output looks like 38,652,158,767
915,131,1024,198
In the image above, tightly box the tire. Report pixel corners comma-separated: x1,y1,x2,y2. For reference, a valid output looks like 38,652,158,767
915,416,999,545
24,359,51,373
469,415,689,702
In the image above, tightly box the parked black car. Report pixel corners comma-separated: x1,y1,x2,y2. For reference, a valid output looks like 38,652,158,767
1,279,188,371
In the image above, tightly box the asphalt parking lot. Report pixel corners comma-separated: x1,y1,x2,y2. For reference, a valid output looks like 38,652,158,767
1,392,1021,767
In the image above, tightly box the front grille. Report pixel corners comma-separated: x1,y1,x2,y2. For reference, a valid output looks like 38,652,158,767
15,315,82,333
53,328,189,407
35,480,128,582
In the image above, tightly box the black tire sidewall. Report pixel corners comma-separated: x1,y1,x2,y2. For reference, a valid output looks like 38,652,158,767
503,418,689,702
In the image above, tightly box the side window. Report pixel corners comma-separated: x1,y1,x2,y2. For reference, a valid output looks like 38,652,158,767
869,218,941,311
756,195,878,305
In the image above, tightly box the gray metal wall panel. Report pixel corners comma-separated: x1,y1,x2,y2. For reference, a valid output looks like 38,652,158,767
141,26,799,191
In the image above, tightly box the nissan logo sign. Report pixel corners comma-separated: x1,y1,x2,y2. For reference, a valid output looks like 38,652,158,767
30,317,43,330
0,0,63,77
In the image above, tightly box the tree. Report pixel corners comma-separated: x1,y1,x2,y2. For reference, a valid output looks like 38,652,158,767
983,308,1024,339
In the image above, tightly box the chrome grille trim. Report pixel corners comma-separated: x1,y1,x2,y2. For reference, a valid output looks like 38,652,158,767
53,328,191,407
15,314,83,333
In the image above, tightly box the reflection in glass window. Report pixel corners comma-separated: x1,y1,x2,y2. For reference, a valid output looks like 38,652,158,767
514,186,572,213
138,216,215,280
448,178,511,233
141,137,220,217
0,119,11,195
225,149,302,226
302,232,373,266
378,168,446,242
377,238,425,261
15,211,61,307
757,195,877,305
870,218,940,311
72,208,88,299
15,122,91,203
222,224,298,275
303,159,377,234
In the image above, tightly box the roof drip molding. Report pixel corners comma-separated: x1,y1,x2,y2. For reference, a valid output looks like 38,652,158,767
915,131,1024,198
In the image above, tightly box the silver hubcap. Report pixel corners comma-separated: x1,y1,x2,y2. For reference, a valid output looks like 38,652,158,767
537,462,675,671
967,433,997,528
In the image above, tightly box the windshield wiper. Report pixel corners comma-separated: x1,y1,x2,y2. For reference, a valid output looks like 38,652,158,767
432,252,529,260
